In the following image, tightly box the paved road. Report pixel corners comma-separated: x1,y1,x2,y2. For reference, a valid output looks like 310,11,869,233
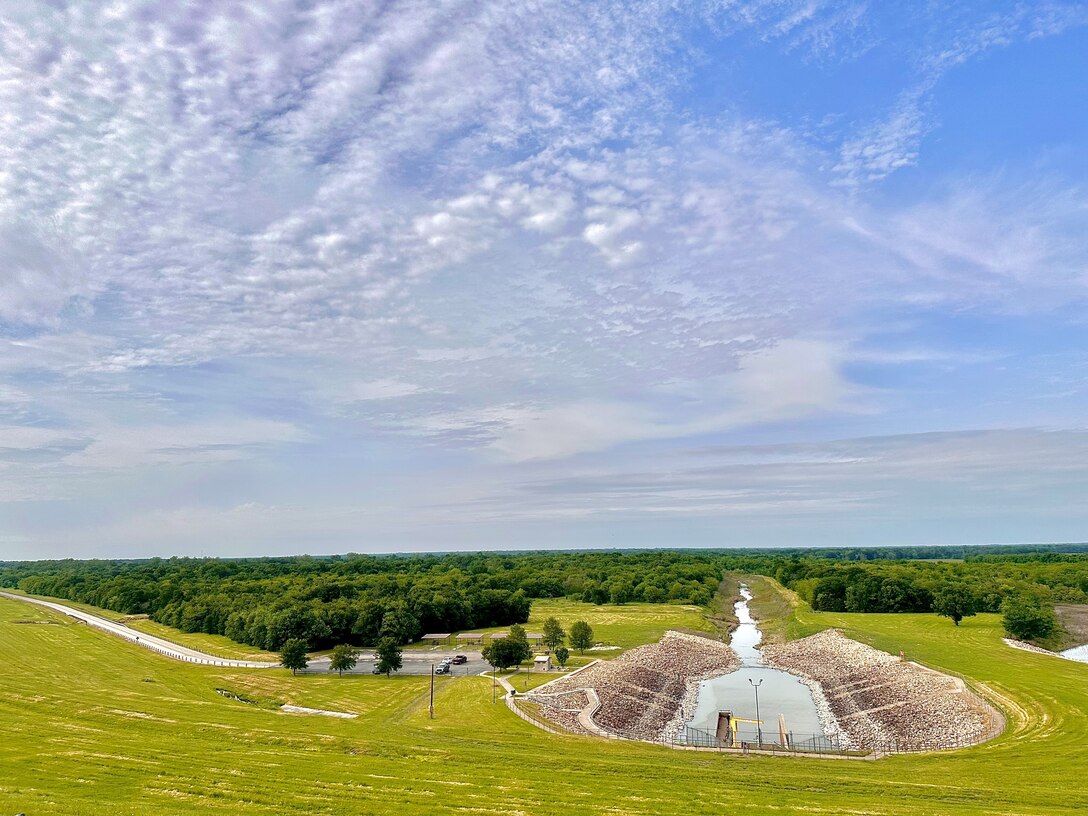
304,650,489,676
0,590,280,667
0,590,494,676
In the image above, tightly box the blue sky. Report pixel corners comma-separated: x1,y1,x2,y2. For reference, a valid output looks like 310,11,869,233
1,1,1087,558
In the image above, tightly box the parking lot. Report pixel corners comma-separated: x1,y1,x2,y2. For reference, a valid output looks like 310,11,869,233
302,649,490,676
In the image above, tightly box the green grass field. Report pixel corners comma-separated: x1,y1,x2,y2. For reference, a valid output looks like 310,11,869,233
408,597,716,654
124,619,282,662
12,588,711,661
2,584,1087,815
4,589,282,661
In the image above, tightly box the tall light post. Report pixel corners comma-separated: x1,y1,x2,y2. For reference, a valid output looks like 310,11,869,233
749,678,763,746
429,663,435,719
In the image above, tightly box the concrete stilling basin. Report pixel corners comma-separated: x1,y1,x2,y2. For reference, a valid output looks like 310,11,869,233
682,586,825,742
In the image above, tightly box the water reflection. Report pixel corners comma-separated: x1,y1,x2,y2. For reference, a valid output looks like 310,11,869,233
684,584,825,740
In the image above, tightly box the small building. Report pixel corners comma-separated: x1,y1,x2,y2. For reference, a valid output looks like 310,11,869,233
456,633,484,646
421,633,452,648
534,654,552,671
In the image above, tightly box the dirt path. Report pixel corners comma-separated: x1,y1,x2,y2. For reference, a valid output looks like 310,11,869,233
0,591,280,668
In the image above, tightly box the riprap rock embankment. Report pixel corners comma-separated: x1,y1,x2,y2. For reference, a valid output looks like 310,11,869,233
531,630,737,740
761,629,1002,752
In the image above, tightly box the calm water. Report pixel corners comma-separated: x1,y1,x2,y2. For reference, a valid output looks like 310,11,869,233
684,585,825,740
1061,643,1088,663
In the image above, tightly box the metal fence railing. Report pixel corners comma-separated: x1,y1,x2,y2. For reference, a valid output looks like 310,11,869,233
518,690,1000,757
519,693,861,756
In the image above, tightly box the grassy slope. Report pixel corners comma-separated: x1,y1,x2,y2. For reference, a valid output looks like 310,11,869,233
11,588,710,661
2,591,1087,816
124,619,281,662
4,589,280,661
744,574,828,644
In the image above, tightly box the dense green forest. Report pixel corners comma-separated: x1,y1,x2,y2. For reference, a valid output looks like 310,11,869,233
775,553,1088,613
2,545,1086,651
0,552,724,650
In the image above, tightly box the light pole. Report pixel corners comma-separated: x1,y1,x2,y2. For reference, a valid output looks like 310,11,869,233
429,663,435,719
749,678,763,746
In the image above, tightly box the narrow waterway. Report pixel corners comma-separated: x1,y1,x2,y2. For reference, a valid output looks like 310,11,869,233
683,584,826,743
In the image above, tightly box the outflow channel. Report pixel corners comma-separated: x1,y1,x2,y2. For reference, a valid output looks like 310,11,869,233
683,585,826,745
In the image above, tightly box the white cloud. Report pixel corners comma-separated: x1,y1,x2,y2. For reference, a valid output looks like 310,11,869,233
582,207,646,266
0,221,88,325
0,426,79,451
482,339,859,461
0,2,1086,556
349,379,423,401
447,428,1088,531
62,420,305,469
835,91,927,185
835,4,1088,185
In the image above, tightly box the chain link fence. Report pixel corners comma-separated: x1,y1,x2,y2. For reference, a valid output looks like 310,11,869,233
516,690,997,757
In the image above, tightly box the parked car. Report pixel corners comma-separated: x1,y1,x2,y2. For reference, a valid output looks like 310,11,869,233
434,664,450,675
451,654,468,664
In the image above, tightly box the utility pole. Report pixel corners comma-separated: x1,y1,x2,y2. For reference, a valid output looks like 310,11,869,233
429,663,435,719
749,678,763,746
492,668,497,703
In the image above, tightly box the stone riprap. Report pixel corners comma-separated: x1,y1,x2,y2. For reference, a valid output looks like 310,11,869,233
528,689,593,735
761,630,1001,752
532,630,738,740
1003,637,1059,656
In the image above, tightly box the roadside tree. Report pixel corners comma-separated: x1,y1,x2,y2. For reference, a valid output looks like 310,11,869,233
376,637,403,676
507,624,533,668
280,638,309,675
569,620,594,653
330,644,359,676
483,636,532,672
554,646,569,668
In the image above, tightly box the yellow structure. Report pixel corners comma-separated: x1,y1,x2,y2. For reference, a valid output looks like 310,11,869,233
715,711,764,747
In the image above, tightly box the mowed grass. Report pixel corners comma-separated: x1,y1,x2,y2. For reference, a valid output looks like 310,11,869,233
524,597,715,651
409,598,716,655
5,589,280,661
2,591,1088,816
124,619,281,662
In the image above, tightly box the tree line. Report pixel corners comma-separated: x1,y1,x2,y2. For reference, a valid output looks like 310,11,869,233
2,546,1084,651
0,551,725,651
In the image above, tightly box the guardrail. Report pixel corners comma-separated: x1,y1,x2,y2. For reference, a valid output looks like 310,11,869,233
0,591,276,669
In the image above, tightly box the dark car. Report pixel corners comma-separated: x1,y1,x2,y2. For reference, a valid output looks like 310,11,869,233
434,664,450,675
451,654,468,664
